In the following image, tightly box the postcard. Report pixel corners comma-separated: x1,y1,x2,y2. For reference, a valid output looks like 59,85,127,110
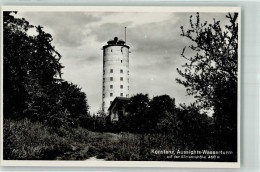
0,6,240,168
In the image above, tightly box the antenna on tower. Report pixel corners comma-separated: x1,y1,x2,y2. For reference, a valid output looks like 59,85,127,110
125,27,127,44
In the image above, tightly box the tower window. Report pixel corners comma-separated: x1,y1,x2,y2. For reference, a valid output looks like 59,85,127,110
128,86,129,90
121,60,122,63
120,77,123,81
111,49,112,52
110,93,113,97
120,85,123,89
110,69,113,73
110,77,113,81
120,93,123,97
110,85,113,89
120,69,123,73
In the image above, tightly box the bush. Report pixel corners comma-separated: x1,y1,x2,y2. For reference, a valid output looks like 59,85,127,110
3,118,89,160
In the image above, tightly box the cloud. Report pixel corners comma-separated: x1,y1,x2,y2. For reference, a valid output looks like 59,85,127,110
15,11,230,113
86,12,229,111
89,22,133,43
21,12,101,47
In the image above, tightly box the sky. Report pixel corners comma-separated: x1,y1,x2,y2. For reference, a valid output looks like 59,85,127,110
15,11,228,114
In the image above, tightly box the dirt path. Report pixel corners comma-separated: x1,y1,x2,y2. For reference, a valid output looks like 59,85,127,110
81,132,123,161
85,156,105,161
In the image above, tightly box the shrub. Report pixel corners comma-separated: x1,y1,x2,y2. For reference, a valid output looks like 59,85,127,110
3,118,89,160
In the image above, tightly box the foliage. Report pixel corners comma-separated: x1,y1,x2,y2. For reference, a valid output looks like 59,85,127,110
4,118,231,161
177,12,238,110
3,118,89,160
126,93,150,133
149,95,176,132
4,11,62,119
177,12,238,154
177,104,213,150
156,102,213,150
86,132,178,161
106,93,212,153
3,12,90,128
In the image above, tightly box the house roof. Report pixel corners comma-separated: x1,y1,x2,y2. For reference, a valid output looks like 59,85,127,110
108,97,130,111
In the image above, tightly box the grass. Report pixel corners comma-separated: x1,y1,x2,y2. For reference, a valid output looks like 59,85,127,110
4,118,89,160
4,118,180,161
90,132,179,161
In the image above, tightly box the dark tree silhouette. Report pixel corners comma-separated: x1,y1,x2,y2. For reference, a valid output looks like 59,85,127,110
3,12,90,128
127,93,150,133
176,104,213,150
4,11,63,119
149,95,175,132
177,12,238,160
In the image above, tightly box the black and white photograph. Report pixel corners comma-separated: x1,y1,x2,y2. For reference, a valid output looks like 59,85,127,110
1,6,240,167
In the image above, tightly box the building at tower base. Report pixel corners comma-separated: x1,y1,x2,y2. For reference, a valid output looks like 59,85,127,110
108,97,130,122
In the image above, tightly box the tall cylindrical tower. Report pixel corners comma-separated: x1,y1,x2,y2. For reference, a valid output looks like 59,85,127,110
102,37,130,113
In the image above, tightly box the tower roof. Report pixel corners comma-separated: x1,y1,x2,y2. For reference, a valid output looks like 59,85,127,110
103,37,130,49
108,97,130,111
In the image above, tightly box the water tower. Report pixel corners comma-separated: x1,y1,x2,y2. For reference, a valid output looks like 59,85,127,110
102,37,130,113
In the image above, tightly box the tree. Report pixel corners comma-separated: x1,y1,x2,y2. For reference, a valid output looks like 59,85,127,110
4,11,34,119
3,12,90,128
176,104,213,150
149,95,175,132
127,93,150,133
177,12,238,155
60,81,89,125
93,110,106,132
45,81,90,127
4,11,66,121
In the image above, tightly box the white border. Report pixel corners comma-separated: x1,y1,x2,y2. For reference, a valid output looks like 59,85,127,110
0,4,3,168
0,6,241,168
1,6,242,12
1,160,239,168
